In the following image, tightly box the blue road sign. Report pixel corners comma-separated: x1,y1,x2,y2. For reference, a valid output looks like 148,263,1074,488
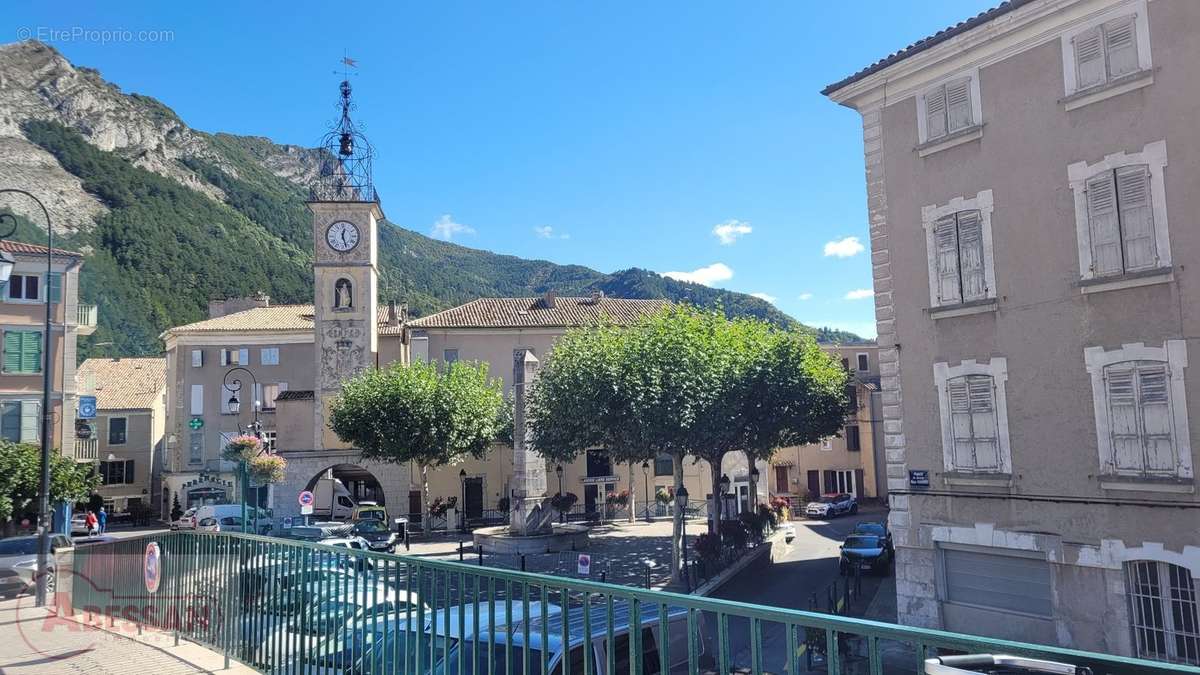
79,395,97,419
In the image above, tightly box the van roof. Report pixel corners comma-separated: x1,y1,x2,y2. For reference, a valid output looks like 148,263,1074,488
483,602,688,654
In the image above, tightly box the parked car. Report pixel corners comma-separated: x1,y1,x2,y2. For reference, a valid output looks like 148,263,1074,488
285,522,352,542
197,515,244,532
350,502,387,523
0,534,72,597
804,493,858,518
71,535,117,547
70,512,91,536
839,534,892,576
317,537,376,571
171,507,198,531
852,521,893,554
350,520,397,552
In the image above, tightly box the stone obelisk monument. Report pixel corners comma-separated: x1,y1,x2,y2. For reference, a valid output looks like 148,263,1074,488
509,348,553,535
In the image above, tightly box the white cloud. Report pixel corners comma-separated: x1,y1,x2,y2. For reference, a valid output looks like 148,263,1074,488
712,220,752,245
823,236,865,258
662,263,734,287
431,214,475,240
844,288,874,300
750,292,777,304
533,225,570,240
798,293,813,301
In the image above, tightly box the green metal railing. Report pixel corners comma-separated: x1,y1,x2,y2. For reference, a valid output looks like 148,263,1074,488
69,532,1199,675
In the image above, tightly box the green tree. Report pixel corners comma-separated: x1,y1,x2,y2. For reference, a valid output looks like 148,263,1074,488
0,440,99,528
170,493,184,522
329,361,507,530
528,306,847,586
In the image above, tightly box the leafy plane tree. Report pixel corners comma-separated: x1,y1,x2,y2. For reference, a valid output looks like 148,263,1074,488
329,360,507,529
0,440,99,531
528,306,847,587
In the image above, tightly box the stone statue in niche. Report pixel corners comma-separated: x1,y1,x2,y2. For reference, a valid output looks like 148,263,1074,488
334,278,353,310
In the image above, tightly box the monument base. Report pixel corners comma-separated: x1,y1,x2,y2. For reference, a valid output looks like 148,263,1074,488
473,523,590,555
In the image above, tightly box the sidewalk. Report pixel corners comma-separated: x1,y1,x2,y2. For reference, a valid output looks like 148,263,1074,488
0,596,254,674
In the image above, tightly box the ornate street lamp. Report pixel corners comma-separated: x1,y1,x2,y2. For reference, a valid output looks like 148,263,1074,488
641,461,651,521
749,466,760,510
459,468,467,533
676,485,690,591
224,366,262,533
555,464,564,523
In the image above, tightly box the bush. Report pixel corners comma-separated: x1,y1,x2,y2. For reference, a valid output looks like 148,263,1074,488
720,519,748,550
550,492,578,512
758,504,778,530
605,489,629,507
739,511,766,544
170,494,183,522
694,532,721,562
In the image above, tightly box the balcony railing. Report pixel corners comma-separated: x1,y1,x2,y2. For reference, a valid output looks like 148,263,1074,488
68,532,1195,675
73,437,98,461
76,303,97,335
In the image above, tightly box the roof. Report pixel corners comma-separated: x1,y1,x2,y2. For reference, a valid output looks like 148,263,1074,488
77,357,166,410
0,239,84,259
408,296,668,329
821,0,1035,96
163,304,405,336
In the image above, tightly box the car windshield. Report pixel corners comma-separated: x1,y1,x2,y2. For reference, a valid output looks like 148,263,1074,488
844,536,880,549
820,496,839,503
855,523,884,536
0,538,38,555
357,510,385,520
353,521,389,534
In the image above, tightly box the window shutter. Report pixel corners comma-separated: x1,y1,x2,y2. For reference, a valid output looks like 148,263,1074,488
238,348,249,365
925,85,947,140
948,378,975,469
19,401,38,444
1104,17,1138,78
190,384,204,416
967,376,999,469
47,273,62,304
191,349,203,367
125,459,135,484
1086,173,1123,276
21,332,41,374
956,210,987,301
934,215,961,304
219,349,229,366
945,78,973,133
1115,165,1156,271
3,332,21,373
1074,26,1106,89
1105,367,1142,471
1137,365,1175,473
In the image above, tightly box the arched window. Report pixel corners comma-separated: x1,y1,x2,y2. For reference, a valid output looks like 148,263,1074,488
334,278,353,309
1126,560,1199,664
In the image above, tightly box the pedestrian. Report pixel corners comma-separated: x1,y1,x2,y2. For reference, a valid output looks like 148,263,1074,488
85,510,98,536
98,506,107,534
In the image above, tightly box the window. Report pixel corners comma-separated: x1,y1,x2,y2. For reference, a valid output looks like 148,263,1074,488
934,358,1012,474
108,417,127,445
2,331,42,374
7,274,38,301
0,401,37,443
188,431,203,464
261,383,287,411
923,190,996,309
190,384,204,416
653,454,673,477
99,459,134,485
260,430,276,453
856,353,869,372
220,348,249,366
820,438,832,452
846,425,861,452
191,349,203,367
1073,16,1140,91
1126,560,1200,665
823,469,855,495
845,385,858,411
260,348,279,366
941,547,1052,618
47,273,61,304
923,77,973,141
443,349,459,364
1085,341,1191,479
841,357,850,372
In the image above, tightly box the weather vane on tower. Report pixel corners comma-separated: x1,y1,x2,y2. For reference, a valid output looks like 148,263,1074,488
310,52,377,203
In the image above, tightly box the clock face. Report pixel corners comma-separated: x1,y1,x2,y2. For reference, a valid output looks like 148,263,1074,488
326,221,360,252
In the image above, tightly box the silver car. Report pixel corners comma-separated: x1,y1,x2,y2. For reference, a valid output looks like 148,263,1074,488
0,534,72,597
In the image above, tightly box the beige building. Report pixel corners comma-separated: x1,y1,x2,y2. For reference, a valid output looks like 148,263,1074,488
0,240,95,458
75,357,165,515
770,344,883,505
824,0,1199,663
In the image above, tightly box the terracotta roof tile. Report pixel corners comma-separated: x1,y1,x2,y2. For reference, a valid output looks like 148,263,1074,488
77,357,165,410
163,304,406,336
408,296,668,329
0,239,83,258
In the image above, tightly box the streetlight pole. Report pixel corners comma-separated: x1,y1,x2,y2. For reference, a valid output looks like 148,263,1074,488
641,461,650,521
676,485,690,592
459,468,467,533
555,465,564,523
223,366,261,534
1,189,55,608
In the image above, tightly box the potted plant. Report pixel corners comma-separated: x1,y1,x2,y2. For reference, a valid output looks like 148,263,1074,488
222,434,262,463
248,454,287,485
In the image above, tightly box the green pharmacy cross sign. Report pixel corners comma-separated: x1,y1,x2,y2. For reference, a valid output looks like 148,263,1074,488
188,417,204,430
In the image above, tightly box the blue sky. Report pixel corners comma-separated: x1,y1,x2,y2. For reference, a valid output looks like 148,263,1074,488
8,2,997,339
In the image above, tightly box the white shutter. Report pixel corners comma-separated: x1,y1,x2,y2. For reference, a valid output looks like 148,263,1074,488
925,85,947,140
967,376,999,470
957,211,987,301
1115,165,1156,271
191,349,203,367
1106,367,1143,471
1104,17,1139,78
1074,26,1106,89
219,349,229,366
19,401,38,444
238,348,249,366
1087,173,1123,275
935,214,961,305
190,384,204,416
948,378,975,469
945,78,973,133
1137,365,1175,473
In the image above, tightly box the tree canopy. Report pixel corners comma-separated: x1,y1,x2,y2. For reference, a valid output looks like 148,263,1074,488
0,440,99,523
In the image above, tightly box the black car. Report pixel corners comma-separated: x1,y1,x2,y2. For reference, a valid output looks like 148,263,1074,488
852,521,894,555
839,534,892,576
351,520,397,552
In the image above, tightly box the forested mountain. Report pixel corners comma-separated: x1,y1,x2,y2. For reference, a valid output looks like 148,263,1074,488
0,41,865,357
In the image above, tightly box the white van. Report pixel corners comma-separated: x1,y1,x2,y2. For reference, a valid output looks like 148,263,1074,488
313,477,356,520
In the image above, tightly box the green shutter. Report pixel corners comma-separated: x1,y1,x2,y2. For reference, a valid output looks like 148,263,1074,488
21,332,41,374
47,273,62,304
3,332,21,373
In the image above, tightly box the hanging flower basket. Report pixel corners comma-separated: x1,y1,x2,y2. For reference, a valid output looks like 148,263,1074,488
222,435,263,464
654,486,674,506
248,454,287,485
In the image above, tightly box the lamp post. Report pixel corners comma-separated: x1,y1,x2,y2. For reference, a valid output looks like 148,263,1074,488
719,473,731,525
555,464,564,523
224,366,262,534
641,461,650,521
459,468,467,533
0,190,55,608
676,485,690,591
749,465,760,511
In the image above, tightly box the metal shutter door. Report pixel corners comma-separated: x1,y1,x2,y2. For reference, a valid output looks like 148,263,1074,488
943,548,1053,617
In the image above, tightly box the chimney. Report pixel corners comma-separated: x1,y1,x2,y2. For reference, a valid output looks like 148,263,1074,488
590,289,604,304
209,294,271,318
387,300,400,327
543,291,556,309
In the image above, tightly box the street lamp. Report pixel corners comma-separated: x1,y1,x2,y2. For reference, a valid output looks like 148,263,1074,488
1,189,55,609
555,464,564,523
223,366,262,534
641,461,651,521
749,466,760,510
676,485,690,591
719,473,731,523
459,468,467,533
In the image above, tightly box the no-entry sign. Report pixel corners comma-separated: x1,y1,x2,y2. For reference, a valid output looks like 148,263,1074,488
577,553,591,576
298,490,314,506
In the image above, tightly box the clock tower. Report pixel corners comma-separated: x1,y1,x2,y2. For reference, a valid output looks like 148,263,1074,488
308,79,381,451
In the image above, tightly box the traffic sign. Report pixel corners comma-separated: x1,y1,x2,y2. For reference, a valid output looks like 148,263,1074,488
144,542,162,594
298,490,314,506
301,504,313,515
188,417,204,430
577,553,591,576
78,396,97,419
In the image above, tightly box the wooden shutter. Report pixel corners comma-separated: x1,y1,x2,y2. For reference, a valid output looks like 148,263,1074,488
1075,26,1106,89
945,78,973,133
935,214,961,304
124,459,136,484
1086,173,1123,275
191,349,203,367
190,384,204,416
957,210,987,301
238,348,249,365
1137,365,1175,473
219,349,229,366
948,378,976,469
3,332,21,373
20,332,41,374
967,376,999,469
1104,17,1139,78
47,273,62,304
19,401,38,444
1116,165,1156,271
925,85,947,140
1106,366,1143,471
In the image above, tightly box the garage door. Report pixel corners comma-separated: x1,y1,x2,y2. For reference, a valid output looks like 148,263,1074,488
942,547,1053,617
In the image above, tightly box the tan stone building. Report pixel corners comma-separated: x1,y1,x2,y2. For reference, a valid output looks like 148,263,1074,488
824,0,1199,662
75,357,165,515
